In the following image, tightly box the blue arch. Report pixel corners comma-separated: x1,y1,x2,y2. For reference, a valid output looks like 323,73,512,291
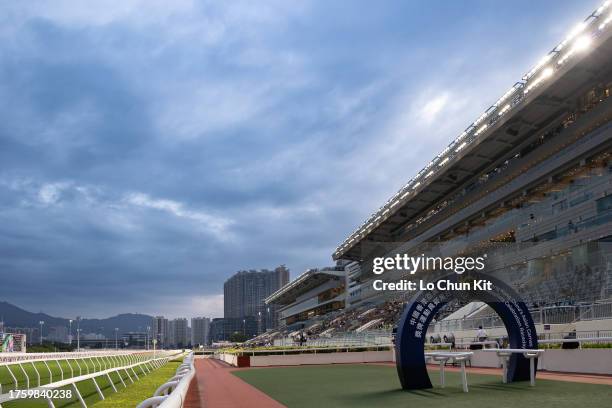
395,272,538,389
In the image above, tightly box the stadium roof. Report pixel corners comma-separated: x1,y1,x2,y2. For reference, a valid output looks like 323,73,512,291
334,1,612,261
265,268,345,305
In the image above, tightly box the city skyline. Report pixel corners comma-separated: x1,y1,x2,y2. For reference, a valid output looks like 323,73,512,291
0,0,596,318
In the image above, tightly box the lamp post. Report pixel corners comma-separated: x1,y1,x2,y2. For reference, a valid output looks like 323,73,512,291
114,328,119,350
76,316,81,352
258,311,262,335
39,321,45,345
146,326,151,350
68,319,73,346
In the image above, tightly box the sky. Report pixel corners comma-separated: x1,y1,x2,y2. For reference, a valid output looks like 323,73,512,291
0,0,600,319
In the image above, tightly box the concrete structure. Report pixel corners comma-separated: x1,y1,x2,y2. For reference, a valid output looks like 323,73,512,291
266,264,347,330
224,265,289,334
121,331,147,348
191,317,210,346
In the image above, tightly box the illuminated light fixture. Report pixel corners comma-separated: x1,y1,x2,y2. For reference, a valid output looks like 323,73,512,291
495,85,521,106
473,112,489,126
596,1,610,16
474,124,488,136
382,208,390,215
457,131,468,141
413,182,421,189
498,104,511,115
541,66,554,78
425,170,434,178
557,35,592,65
523,54,552,80
557,22,587,52
400,190,411,199
524,66,554,94
599,14,612,30
455,141,467,152
438,157,450,167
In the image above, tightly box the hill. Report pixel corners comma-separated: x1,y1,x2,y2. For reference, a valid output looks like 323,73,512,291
0,301,154,339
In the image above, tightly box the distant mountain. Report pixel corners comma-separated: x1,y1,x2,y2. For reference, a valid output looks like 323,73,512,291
0,301,154,339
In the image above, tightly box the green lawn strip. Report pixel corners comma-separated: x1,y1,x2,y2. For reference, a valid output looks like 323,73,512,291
3,361,177,408
78,361,180,408
233,364,612,408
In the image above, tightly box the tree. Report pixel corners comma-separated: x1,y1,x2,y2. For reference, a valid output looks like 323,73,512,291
229,331,247,343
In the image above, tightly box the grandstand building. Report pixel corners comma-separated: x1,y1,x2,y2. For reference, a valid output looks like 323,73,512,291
265,265,347,330
247,3,612,349
332,4,612,316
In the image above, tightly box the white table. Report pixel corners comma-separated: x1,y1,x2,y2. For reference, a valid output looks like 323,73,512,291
483,348,544,386
425,351,473,392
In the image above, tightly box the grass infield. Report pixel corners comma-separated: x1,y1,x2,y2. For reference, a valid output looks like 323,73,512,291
3,360,181,408
233,364,612,408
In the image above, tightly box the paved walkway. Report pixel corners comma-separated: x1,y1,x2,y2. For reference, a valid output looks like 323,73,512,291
192,358,286,408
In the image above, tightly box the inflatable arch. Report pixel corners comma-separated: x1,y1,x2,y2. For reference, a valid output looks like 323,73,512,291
395,272,538,390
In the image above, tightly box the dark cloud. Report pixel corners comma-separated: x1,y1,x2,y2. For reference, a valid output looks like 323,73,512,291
0,0,592,318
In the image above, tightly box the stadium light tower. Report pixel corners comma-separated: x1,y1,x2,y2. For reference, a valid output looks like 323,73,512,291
39,321,44,345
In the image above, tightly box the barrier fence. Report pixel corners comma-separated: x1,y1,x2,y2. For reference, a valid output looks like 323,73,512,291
136,352,194,408
0,350,181,407
0,350,155,364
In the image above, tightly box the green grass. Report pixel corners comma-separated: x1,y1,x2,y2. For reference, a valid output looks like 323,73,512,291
82,361,181,408
2,358,180,408
233,364,612,408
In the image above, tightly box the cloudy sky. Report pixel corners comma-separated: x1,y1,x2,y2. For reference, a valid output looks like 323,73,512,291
0,0,597,319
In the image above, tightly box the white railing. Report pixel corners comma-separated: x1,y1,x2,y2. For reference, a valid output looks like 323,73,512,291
0,351,159,394
439,331,612,349
0,350,154,364
432,301,612,333
136,352,194,408
0,351,180,407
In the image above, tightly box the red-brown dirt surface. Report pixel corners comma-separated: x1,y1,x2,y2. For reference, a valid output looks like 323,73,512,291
190,358,286,408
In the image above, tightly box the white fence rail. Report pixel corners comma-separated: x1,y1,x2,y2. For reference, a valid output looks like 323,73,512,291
0,351,181,407
136,352,194,408
0,350,155,364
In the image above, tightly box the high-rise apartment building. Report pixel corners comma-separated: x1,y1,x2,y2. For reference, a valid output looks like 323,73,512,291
170,318,188,348
224,265,289,334
191,317,210,346
151,316,169,348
